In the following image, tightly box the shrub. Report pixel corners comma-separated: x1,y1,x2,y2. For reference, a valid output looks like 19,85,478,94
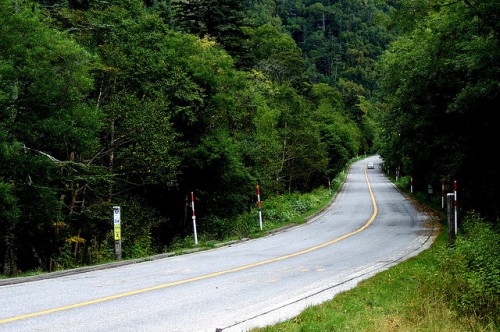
439,212,500,323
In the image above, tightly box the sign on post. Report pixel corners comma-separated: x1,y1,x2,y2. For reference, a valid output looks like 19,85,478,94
113,206,122,260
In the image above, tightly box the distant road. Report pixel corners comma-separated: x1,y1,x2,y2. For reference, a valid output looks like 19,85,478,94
0,156,436,332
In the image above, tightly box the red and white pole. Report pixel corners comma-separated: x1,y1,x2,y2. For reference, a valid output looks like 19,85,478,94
441,180,445,209
256,185,263,230
191,191,198,245
454,180,458,235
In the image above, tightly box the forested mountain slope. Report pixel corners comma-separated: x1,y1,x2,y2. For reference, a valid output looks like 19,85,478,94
0,0,392,274
6,0,499,276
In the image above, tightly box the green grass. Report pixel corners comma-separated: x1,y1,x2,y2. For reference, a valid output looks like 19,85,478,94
251,174,500,332
253,229,497,332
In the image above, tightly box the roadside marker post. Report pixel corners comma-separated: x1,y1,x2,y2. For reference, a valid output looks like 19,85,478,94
441,180,445,209
410,176,413,193
454,180,458,235
113,206,122,260
256,185,263,230
328,177,332,195
191,192,198,245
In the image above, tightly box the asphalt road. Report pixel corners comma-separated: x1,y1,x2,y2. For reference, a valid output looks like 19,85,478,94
0,156,436,332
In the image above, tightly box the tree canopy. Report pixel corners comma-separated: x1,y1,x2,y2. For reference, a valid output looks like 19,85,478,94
377,0,500,220
0,0,389,274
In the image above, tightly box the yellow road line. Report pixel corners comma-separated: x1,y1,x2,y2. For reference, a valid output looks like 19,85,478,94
1,168,377,325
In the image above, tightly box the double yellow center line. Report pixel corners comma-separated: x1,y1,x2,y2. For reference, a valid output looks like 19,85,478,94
1,167,377,324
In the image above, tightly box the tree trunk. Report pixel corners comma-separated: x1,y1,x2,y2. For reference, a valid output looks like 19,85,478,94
3,234,18,276
108,116,115,202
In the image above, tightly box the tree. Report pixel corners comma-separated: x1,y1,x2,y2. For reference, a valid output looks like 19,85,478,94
377,0,500,220
173,0,249,65
0,0,100,272
246,23,306,85
310,83,363,175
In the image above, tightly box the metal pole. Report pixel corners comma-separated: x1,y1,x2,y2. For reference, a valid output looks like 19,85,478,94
191,192,198,245
257,185,263,230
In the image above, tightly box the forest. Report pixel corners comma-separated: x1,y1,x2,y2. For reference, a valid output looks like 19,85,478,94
1,0,498,276
377,0,500,223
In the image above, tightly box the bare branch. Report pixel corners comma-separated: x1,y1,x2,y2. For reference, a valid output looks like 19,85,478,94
23,145,62,163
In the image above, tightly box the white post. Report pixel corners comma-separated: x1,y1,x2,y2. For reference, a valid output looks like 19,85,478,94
191,192,198,245
257,185,263,230
410,176,413,193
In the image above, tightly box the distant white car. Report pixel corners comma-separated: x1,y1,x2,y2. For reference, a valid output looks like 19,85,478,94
367,162,374,169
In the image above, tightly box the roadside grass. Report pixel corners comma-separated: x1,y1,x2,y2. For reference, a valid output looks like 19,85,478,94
251,174,499,332
253,228,497,332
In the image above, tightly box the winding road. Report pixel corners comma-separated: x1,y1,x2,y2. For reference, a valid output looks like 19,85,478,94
0,156,436,332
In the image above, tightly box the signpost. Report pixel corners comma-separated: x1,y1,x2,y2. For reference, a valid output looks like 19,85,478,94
113,206,122,260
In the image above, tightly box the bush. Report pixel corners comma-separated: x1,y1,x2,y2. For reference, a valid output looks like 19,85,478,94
439,212,500,323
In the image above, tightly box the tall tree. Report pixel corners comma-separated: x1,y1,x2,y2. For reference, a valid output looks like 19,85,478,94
0,0,100,273
174,0,249,65
246,23,306,85
378,0,500,220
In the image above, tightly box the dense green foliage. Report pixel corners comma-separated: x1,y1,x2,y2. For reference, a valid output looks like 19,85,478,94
0,0,384,274
377,0,500,221
440,212,499,322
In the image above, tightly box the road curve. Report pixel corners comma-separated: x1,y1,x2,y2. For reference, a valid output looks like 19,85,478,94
0,156,436,332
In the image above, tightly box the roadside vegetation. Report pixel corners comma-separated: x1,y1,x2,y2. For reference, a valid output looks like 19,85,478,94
0,162,348,279
170,180,343,253
252,176,500,332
